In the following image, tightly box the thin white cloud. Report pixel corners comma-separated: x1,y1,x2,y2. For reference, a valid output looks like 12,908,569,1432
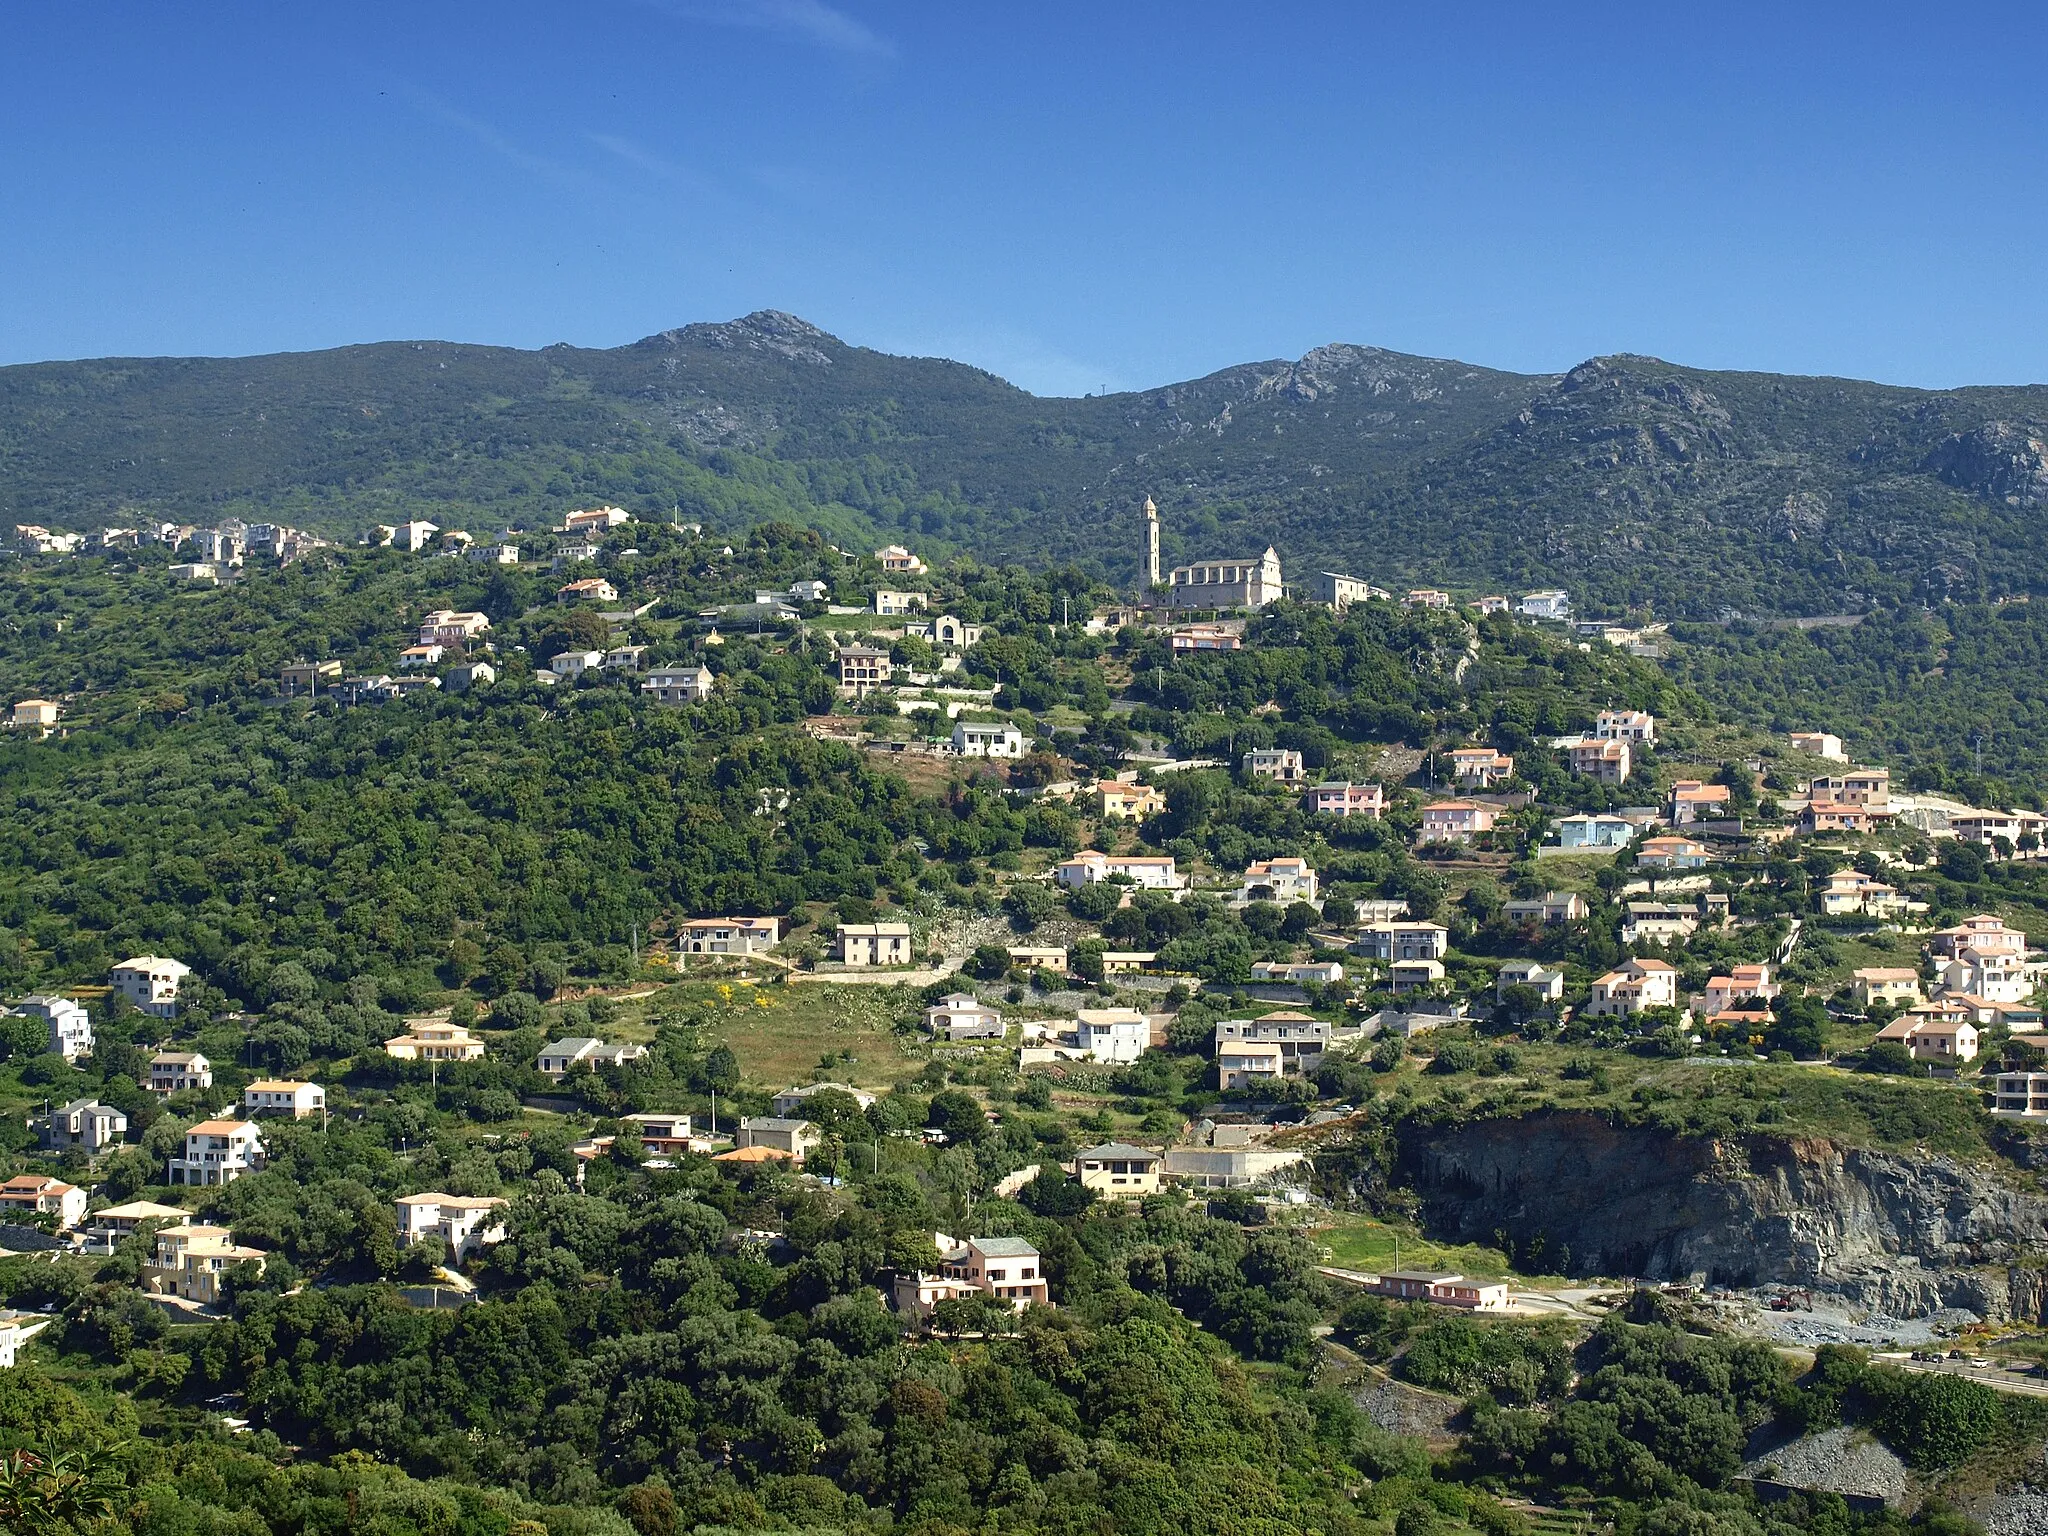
587,133,683,180
639,0,894,58
395,83,603,192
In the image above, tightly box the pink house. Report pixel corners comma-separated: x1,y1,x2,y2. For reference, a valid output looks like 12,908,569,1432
1419,800,1499,844
1307,782,1384,819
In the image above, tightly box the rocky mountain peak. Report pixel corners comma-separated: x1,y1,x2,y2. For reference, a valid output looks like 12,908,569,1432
637,311,840,365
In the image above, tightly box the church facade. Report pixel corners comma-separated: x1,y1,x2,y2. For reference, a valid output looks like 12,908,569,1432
1167,546,1284,609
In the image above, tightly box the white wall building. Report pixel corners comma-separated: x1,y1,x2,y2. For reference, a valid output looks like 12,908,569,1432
14,995,91,1061
167,1120,265,1187
954,721,1026,758
1075,1008,1150,1064
394,1194,510,1261
110,956,190,1019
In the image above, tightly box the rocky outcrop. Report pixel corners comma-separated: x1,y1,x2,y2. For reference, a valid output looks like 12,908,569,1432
1924,421,2048,507
1393,1112,2048,1318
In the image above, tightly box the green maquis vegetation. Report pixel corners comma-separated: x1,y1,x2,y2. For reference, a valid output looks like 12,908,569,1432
3,514,2047,1536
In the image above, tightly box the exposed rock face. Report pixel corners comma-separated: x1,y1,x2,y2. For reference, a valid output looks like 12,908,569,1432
645,310,839,366
1394,1112,2048,1318
1924,421,2048,507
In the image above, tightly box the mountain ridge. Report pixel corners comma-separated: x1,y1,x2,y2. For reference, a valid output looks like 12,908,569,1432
4,311,2047,616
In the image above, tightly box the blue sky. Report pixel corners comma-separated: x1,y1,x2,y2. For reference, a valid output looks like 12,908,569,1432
3,1,2045,395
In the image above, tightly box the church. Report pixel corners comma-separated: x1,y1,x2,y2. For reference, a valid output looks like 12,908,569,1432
1138,496,1286,609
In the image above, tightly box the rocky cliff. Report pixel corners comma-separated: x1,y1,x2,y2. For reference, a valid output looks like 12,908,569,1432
1395,1112,2048,1319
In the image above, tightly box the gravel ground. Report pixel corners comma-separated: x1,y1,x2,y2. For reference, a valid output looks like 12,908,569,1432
1739,1425,1907,1506
1353,1376,1463,1438
1984,1492,2048,1536
1699,1292,1979,1348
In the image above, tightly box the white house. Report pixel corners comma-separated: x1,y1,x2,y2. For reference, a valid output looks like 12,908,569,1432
536,1037,649,1080
1941,949,2030,1005
1877,1013,1979,1064
876,544,927,574
0,1175,86,1230
14,995,91,1061
1213,1012,1331,1071
954,721,1027,758
110,956,191,1019
874,589,929,616
1502,892,1586,925
1075,1008,1150,1064
35,1099,126,1153
1250,960,1346,985
621,1114,696,1156
394,1194,510,1261
167,1120,266,1187
926,993,1004,1040
241,1080,326,1119
564,505,631,534
147,1051,212,1094
1594,709,1657,744
1054,851,1183,891
383,1021,487,1061
549,648,606,679
418,610,491,645
1238,857,1318,905
1497,961,1565,1002
1519,590,1571,620
1788,731,1847,761
1306,782,1384,819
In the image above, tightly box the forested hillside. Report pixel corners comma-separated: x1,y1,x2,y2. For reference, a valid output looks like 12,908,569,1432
4,530,2048,1535
6,312,2048,614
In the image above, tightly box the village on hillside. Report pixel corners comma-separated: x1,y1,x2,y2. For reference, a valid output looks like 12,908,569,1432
3,498,2048,1342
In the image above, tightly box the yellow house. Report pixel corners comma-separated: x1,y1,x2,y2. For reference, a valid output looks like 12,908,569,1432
1852,967,1923,1009
383,1021,487,1062
1073,1142,1163,1198
1094,780,1165,821
146,1224,266,1306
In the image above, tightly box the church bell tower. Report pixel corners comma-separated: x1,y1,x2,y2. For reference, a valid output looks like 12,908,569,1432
1142,496,1161,592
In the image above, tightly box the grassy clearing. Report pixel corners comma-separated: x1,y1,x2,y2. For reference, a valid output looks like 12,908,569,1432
604,978,929,1093
1308,1210,1510,1279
